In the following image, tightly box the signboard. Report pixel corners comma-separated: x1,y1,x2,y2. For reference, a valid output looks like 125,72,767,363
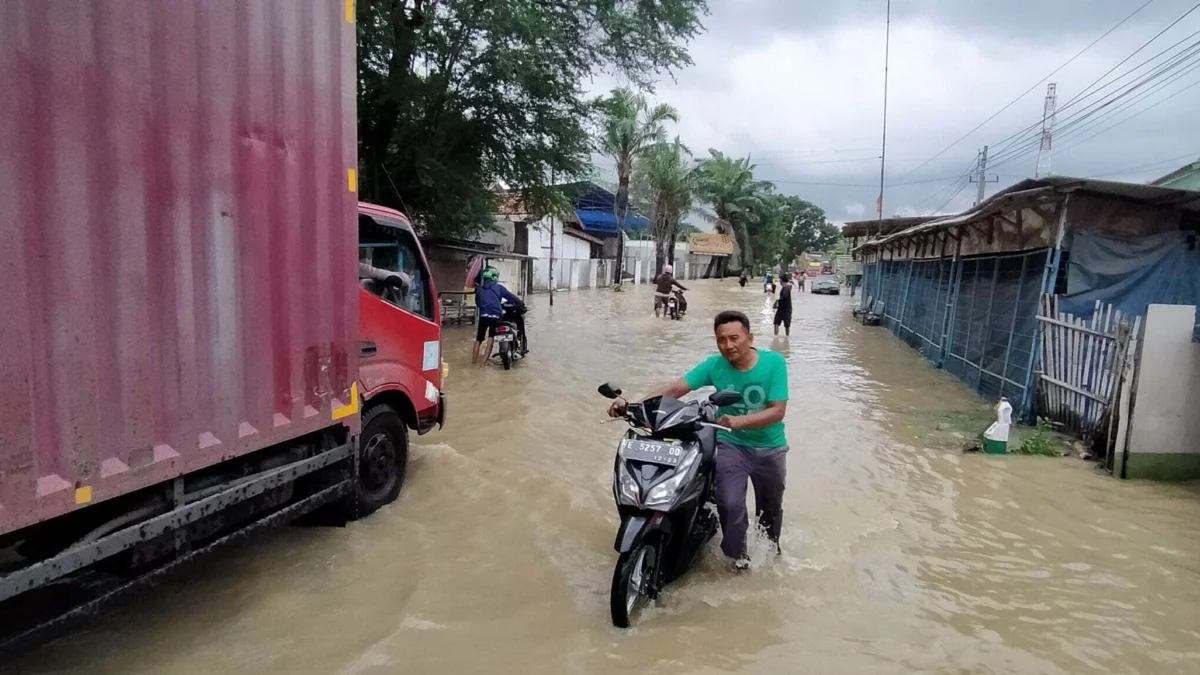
689,233,735,256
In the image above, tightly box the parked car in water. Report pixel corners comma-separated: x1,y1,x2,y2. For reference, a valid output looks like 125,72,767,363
811,275,841,295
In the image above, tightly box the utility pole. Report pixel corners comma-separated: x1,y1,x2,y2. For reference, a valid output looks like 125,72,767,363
969,145,999,206
548,169,556,306
1036,83,1058,178
876,0,891,232
548,213,555,307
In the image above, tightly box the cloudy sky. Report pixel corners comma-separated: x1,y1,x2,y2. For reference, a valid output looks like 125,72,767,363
590,0,1200,226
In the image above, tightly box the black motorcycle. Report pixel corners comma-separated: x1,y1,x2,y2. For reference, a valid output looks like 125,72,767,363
599,383,743,627
493,299,527,370
670,289,687,320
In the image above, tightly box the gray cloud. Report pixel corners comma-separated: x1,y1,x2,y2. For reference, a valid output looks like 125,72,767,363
613,0,1200,222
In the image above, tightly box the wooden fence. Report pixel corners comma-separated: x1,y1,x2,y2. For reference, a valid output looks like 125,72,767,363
1036,295,1140,438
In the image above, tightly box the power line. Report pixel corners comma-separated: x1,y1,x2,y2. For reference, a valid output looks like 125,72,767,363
762,174,974,188
910,157,980,210
1052,75,1200,156
988,34,1200,165
1085,149,1200,177
987,35,1200,170
984,8,1200,166
895,0,1157,180
933,179,972,214
754,155,976,167
989,48,1200,170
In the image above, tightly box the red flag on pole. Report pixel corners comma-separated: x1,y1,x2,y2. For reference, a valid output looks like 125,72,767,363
876,192,883,215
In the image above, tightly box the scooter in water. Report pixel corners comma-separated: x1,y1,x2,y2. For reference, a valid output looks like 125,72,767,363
671,289,687,319
492,300,527,370
665,293,681,321
599,383,743,627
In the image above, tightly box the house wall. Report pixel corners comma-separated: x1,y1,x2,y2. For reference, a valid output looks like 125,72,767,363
424,247,528,297
1155,165,1200,190
1124,304,1200,480
487,216,593,260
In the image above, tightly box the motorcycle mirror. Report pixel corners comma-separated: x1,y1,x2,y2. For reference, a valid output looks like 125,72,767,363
597,382,622,399
709,389,743,407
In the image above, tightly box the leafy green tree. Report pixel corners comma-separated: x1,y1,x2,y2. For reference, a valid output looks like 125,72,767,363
693,150,770,270
634,137,693,275
778,196,840,265
598,89,680,282
356,0,707,239
745,191,789,270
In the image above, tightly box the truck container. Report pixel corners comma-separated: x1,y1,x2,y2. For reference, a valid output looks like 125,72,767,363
0,0,369,648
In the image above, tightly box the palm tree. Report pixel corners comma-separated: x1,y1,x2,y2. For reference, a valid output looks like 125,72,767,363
599,88,679,283
635,137,693,275
694,150,770,272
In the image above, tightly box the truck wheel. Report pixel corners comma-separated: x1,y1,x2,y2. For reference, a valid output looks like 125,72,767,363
349,404,408,518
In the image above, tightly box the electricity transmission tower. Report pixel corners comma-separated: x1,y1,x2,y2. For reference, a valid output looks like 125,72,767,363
1035,83,1058,178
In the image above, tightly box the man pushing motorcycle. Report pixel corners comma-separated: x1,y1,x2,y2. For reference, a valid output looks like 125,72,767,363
608,310,789,570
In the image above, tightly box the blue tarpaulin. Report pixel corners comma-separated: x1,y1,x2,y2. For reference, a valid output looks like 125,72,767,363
574,209,649,233
1060,231,1200,338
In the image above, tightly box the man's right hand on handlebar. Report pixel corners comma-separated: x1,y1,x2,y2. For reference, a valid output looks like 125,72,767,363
607,400,628,418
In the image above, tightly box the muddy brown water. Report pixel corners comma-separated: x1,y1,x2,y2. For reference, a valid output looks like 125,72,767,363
14,280,1200,675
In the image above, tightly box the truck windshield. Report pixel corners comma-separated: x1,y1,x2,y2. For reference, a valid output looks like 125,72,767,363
359,214,433,320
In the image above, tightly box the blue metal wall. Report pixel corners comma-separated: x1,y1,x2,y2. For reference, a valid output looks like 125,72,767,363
862,249,1049,415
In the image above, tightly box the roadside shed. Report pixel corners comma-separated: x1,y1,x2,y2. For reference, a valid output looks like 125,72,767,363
848,176,1200,436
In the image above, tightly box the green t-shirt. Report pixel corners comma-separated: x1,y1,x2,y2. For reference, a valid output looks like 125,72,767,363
684,349,789,448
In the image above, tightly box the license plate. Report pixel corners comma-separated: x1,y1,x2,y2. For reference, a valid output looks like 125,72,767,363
621,438,685,466
496,333,513,342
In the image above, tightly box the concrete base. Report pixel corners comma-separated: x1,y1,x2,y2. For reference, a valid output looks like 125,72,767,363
1123,453,1200,481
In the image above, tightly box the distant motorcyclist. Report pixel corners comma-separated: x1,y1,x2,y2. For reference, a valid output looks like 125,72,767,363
739,272,748,288
763,272,775,294
652,264,688,318
472,268,526,366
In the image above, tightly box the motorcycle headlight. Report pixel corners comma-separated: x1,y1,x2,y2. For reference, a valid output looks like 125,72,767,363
615,460,640,506
642,447,700,509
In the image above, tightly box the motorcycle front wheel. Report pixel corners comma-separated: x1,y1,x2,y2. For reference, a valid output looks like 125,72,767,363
610,542,655,628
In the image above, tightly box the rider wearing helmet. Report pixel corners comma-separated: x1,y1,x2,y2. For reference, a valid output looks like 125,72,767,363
472,267,527,366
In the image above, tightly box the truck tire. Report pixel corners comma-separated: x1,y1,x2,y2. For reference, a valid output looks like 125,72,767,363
348,404,408,519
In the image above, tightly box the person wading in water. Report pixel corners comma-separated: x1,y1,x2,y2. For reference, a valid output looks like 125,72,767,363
774,274,794,336
607,310,789,571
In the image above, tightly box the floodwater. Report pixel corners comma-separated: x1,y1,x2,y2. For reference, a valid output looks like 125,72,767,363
15,280,1200,675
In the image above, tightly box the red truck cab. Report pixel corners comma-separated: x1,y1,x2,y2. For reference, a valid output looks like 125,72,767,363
353,203,444,509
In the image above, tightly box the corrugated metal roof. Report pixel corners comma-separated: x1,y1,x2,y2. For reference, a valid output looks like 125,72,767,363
842,216,937,238
857,176,1200,251
563,226,604,246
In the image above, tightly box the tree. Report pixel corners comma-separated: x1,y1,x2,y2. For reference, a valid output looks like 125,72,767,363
356,0,707,239
693,150,770,270
598,89,679,283
745,191,789,271
778,196,839,265
635,137,693,274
